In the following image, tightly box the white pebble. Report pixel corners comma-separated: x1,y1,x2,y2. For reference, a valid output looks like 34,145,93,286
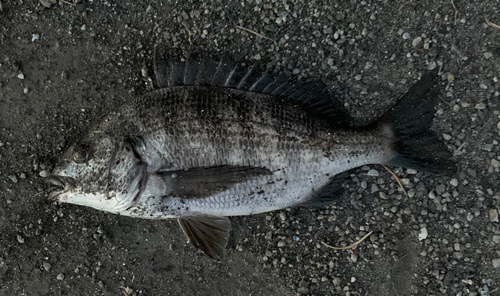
367,169,379,177
418,228,428,241
17,73,25,79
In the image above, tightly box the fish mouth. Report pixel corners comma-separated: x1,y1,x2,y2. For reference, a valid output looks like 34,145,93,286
45,175,77,199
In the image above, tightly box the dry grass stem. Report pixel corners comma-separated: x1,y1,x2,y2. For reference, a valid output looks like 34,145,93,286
450,0,458,24
61,0,76,6
0,1,3,12
235,25,276,42
322,231,374,250
382,165,408,196
486,18,500,29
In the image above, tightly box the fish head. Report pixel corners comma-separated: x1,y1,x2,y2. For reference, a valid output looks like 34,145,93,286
47,126,144,213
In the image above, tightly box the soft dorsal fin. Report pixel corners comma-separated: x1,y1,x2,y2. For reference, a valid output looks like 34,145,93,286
152,50,352,127
298,172,347,207
158,165,272,200
178,215,231,260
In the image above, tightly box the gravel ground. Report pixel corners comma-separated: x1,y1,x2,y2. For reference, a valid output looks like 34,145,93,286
1,0,499,295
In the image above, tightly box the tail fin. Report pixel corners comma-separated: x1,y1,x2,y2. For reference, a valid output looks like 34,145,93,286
380,71,457,175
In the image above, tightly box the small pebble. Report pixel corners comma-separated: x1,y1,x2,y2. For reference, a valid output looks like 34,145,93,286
43,262,52,271
402,32,410,39
23,88,29,94
39,170,49,178
17,73,25,79
412,37,422,47
354,74,362,81
447,73,455,83
57,273,64,280
8,175,18,183
491,159,499,168
19,173,26,179
17,235,25,244
493,259,500,269
418,228,428,241
367,169,379,177
450,179,458,187
489,209,499,222
484,52,493,59
475,103,486,110
332,277,341,286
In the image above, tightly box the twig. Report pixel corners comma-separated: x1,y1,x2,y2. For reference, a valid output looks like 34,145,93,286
322,231,373,250
453,142,466,156
235,25,276,42
486,18,500,30
382,165,408,196
450,0,458,25
0,0,3,12
61,0,76,6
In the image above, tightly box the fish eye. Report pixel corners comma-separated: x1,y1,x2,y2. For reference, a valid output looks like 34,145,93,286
73,144,91,164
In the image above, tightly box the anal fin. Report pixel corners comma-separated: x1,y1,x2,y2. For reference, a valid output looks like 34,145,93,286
298,172,347,207
178,215,231,260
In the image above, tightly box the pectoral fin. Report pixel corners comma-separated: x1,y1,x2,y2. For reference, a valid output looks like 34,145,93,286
178,215,231,260
159,165,272,199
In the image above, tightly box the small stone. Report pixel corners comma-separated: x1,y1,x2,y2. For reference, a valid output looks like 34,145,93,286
39,0,53,8
43,262,52,271
489,209,499,222
412,37,422,47
428,61,437,70
367,169,379,177
17,235,25,244
292,69,300,75
492,259,500,269
146,5,154,13
475,103,486,110
277,241,286,247
364,61,373,70
497,122,500,130
484,52,493,59
297,287,309,294
39,170,49,178
450,179,458,187
447,73,455,83
402,32,410,39
418,228,428,241
279,212,286,221
443,133,452,140
23,88,29,94
17,73,25,79
57,273,64,280
298,279,308,287
8,175,18,183
354,74,362,81
491,159,500,168
253,54,261,60
19,173,26,179
332,277,341,286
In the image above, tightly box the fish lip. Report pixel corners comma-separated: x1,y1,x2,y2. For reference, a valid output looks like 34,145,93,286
45,175,76,199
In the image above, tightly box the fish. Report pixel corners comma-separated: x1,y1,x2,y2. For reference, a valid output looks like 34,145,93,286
46,51,456,259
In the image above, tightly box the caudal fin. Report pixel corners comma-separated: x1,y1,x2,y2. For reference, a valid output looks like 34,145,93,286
381,71,457,175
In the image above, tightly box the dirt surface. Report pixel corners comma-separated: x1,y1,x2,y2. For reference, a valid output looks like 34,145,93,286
1,0,500,295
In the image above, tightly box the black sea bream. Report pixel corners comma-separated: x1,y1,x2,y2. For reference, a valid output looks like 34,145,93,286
47,53,456,258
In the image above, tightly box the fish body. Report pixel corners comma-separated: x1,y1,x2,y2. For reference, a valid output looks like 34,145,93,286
47,55,455,258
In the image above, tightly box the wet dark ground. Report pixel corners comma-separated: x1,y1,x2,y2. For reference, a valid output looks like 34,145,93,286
1,1,499,295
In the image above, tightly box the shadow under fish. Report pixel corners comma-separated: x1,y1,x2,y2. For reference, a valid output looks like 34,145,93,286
45,50,456,259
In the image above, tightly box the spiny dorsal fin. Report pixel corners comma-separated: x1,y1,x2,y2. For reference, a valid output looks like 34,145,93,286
152,50,352,127
178,215,231,260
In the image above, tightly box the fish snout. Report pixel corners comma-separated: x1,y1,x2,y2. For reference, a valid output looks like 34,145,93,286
45,176,76,199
